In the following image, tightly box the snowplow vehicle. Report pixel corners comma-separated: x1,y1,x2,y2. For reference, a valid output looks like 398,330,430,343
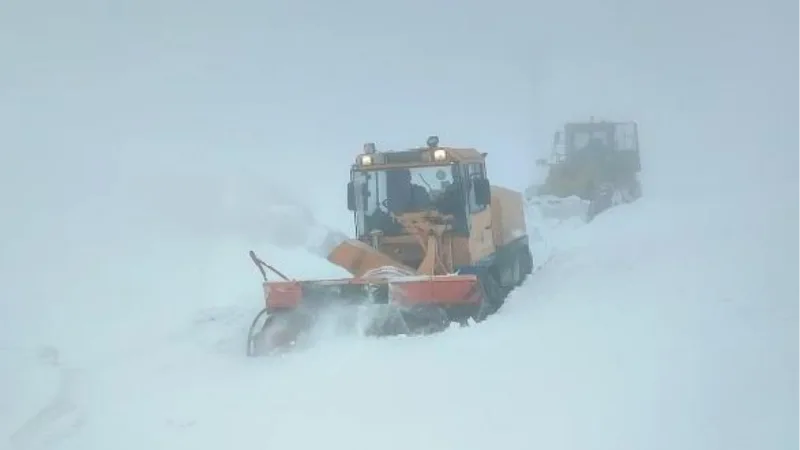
527,119,642,221
247,136,534,356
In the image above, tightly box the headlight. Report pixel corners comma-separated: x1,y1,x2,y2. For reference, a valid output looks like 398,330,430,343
360,155,373,165
433,149,447,161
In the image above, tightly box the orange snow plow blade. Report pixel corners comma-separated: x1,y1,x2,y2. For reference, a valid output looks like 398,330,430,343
263,275,483,310
245,252,486,356
388,275,483,306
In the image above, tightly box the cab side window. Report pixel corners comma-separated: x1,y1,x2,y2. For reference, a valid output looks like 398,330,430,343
465,163,487,214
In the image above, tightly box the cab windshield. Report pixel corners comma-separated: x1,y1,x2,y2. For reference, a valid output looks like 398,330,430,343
352,165,464,236
568,127,614,152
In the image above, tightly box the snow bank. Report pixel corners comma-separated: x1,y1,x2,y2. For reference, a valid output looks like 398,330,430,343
1,129,796,450
3,188,794,450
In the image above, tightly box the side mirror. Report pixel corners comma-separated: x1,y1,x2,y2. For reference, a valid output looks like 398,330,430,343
347,182,356,211
473,178,491,206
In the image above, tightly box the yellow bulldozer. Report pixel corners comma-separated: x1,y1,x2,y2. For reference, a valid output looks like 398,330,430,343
246,136,534,356
527,119,643,221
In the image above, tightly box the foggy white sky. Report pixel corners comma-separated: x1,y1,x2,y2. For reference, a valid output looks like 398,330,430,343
0,0,796,295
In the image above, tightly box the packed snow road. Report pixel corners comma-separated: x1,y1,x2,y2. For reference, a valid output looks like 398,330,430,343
1,194,796,450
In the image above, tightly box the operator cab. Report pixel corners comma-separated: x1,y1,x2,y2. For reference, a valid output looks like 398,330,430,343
346,137,491,240
563,122,615,155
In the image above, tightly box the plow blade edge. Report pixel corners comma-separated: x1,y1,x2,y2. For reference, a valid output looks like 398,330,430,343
246,274,484,356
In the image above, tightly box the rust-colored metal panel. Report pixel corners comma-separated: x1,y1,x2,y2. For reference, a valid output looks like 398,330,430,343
389,275,482,306
264,281,302,309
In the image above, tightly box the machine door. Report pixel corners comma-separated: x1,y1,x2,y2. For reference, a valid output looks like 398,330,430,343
464,163,495,262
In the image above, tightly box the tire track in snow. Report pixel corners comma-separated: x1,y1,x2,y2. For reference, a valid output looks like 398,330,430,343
7,347,85,450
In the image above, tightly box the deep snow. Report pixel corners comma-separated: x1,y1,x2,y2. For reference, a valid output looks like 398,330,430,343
1,185,796,450
2,0,797,447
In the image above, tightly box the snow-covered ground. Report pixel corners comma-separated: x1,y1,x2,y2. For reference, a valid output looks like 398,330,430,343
1,1,796,446
1,181,796,450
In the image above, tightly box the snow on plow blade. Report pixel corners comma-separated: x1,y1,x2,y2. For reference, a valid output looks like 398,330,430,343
246,274,483,356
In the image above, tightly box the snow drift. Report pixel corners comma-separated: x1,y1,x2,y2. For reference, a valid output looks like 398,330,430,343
2,185,796,450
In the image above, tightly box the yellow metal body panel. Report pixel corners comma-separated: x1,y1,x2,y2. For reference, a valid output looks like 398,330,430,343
468,208,495,263
327,239,414,278
489,186,527,247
